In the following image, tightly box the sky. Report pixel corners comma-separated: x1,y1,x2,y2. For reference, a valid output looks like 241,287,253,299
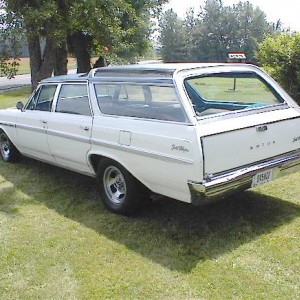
164,0,300,32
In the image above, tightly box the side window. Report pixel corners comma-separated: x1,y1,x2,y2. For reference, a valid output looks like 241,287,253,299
95,84,186,122
150,86,179,103
56,84,91,116
119,85,145,102
26,85,57,111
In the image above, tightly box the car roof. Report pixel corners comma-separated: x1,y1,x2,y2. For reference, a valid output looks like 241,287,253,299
90,63,228,77
40,63,251,84
41,73,89,83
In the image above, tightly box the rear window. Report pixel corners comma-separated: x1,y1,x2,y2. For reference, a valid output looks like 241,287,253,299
184,72,284,117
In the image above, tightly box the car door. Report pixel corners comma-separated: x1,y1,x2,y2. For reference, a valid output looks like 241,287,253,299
16,84,57,162
46,83,93,175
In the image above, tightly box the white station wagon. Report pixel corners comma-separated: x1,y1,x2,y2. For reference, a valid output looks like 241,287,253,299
1,63,300,214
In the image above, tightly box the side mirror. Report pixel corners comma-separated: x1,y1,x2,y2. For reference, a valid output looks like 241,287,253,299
16,101,24,111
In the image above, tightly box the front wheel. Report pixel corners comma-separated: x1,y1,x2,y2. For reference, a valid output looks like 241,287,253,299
97,159,144,215
0,132,20,162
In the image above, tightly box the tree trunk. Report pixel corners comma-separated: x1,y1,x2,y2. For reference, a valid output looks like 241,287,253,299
69,32,91,73
27,34,42,90
36,36,56,80
27,34,56,90
54,42,68,76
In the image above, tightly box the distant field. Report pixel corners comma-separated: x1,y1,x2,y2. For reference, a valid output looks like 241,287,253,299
16,57,78,75
16,58,31,75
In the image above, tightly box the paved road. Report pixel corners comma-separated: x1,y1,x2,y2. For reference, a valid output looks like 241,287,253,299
0,74,31,90
0,69,77,91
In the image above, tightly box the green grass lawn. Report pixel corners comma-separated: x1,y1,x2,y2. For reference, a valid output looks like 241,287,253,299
189,76,278,104
0,87,32,109
1,88,300,299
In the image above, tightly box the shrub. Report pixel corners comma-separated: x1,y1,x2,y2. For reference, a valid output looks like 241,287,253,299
257,33,300,105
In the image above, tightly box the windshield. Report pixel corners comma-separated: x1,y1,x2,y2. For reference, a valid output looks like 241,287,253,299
184,72,284,117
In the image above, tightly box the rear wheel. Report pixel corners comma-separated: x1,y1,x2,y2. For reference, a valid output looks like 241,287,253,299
97,158,144,215
0,132,20,162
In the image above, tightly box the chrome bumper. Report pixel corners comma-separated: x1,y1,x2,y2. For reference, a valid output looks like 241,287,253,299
188,149,300,205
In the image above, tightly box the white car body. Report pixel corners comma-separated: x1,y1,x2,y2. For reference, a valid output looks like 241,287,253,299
1,63,300,212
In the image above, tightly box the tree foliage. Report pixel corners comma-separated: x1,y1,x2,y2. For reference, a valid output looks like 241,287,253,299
0,1,22,78
257,33,300,104
159,0,276,63
159,10,187,62
1,0,167,88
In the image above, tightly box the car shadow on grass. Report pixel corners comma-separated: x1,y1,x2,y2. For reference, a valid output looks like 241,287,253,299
1,157,300,273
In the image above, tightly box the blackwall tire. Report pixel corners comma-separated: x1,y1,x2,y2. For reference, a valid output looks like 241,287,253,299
0,132,20,162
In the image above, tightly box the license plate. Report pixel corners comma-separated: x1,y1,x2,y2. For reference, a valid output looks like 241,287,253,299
251,169,273,188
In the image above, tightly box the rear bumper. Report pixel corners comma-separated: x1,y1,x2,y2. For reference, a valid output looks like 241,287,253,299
188,149,300,205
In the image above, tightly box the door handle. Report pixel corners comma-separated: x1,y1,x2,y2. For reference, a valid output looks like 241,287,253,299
80,126,90,131
40,120,47,124
256,125,268,132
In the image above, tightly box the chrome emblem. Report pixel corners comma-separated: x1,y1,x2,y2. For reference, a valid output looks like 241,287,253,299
172,144,189,153
250,141,276,150
293,136,300,143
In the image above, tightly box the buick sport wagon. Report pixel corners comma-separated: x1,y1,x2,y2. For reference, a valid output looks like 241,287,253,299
1,63,300,214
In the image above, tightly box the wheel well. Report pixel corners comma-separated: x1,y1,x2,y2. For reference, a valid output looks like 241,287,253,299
89,154,104,173
89,154,122,173
0,129,9,139
89,154,148,191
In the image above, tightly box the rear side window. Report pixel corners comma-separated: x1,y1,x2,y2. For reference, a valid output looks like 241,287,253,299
184,72,284,117
56,84,91,116
118,85,145,101
95,84,187,122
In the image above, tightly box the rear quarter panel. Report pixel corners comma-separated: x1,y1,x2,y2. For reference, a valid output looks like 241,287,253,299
90,114,203,203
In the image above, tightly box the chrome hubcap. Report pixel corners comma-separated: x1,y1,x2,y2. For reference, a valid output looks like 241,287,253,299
103,166,126,205
0,134,10,159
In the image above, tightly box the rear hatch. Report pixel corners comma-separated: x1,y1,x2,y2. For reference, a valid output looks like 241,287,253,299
180,64,300,176
200,108,300,175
